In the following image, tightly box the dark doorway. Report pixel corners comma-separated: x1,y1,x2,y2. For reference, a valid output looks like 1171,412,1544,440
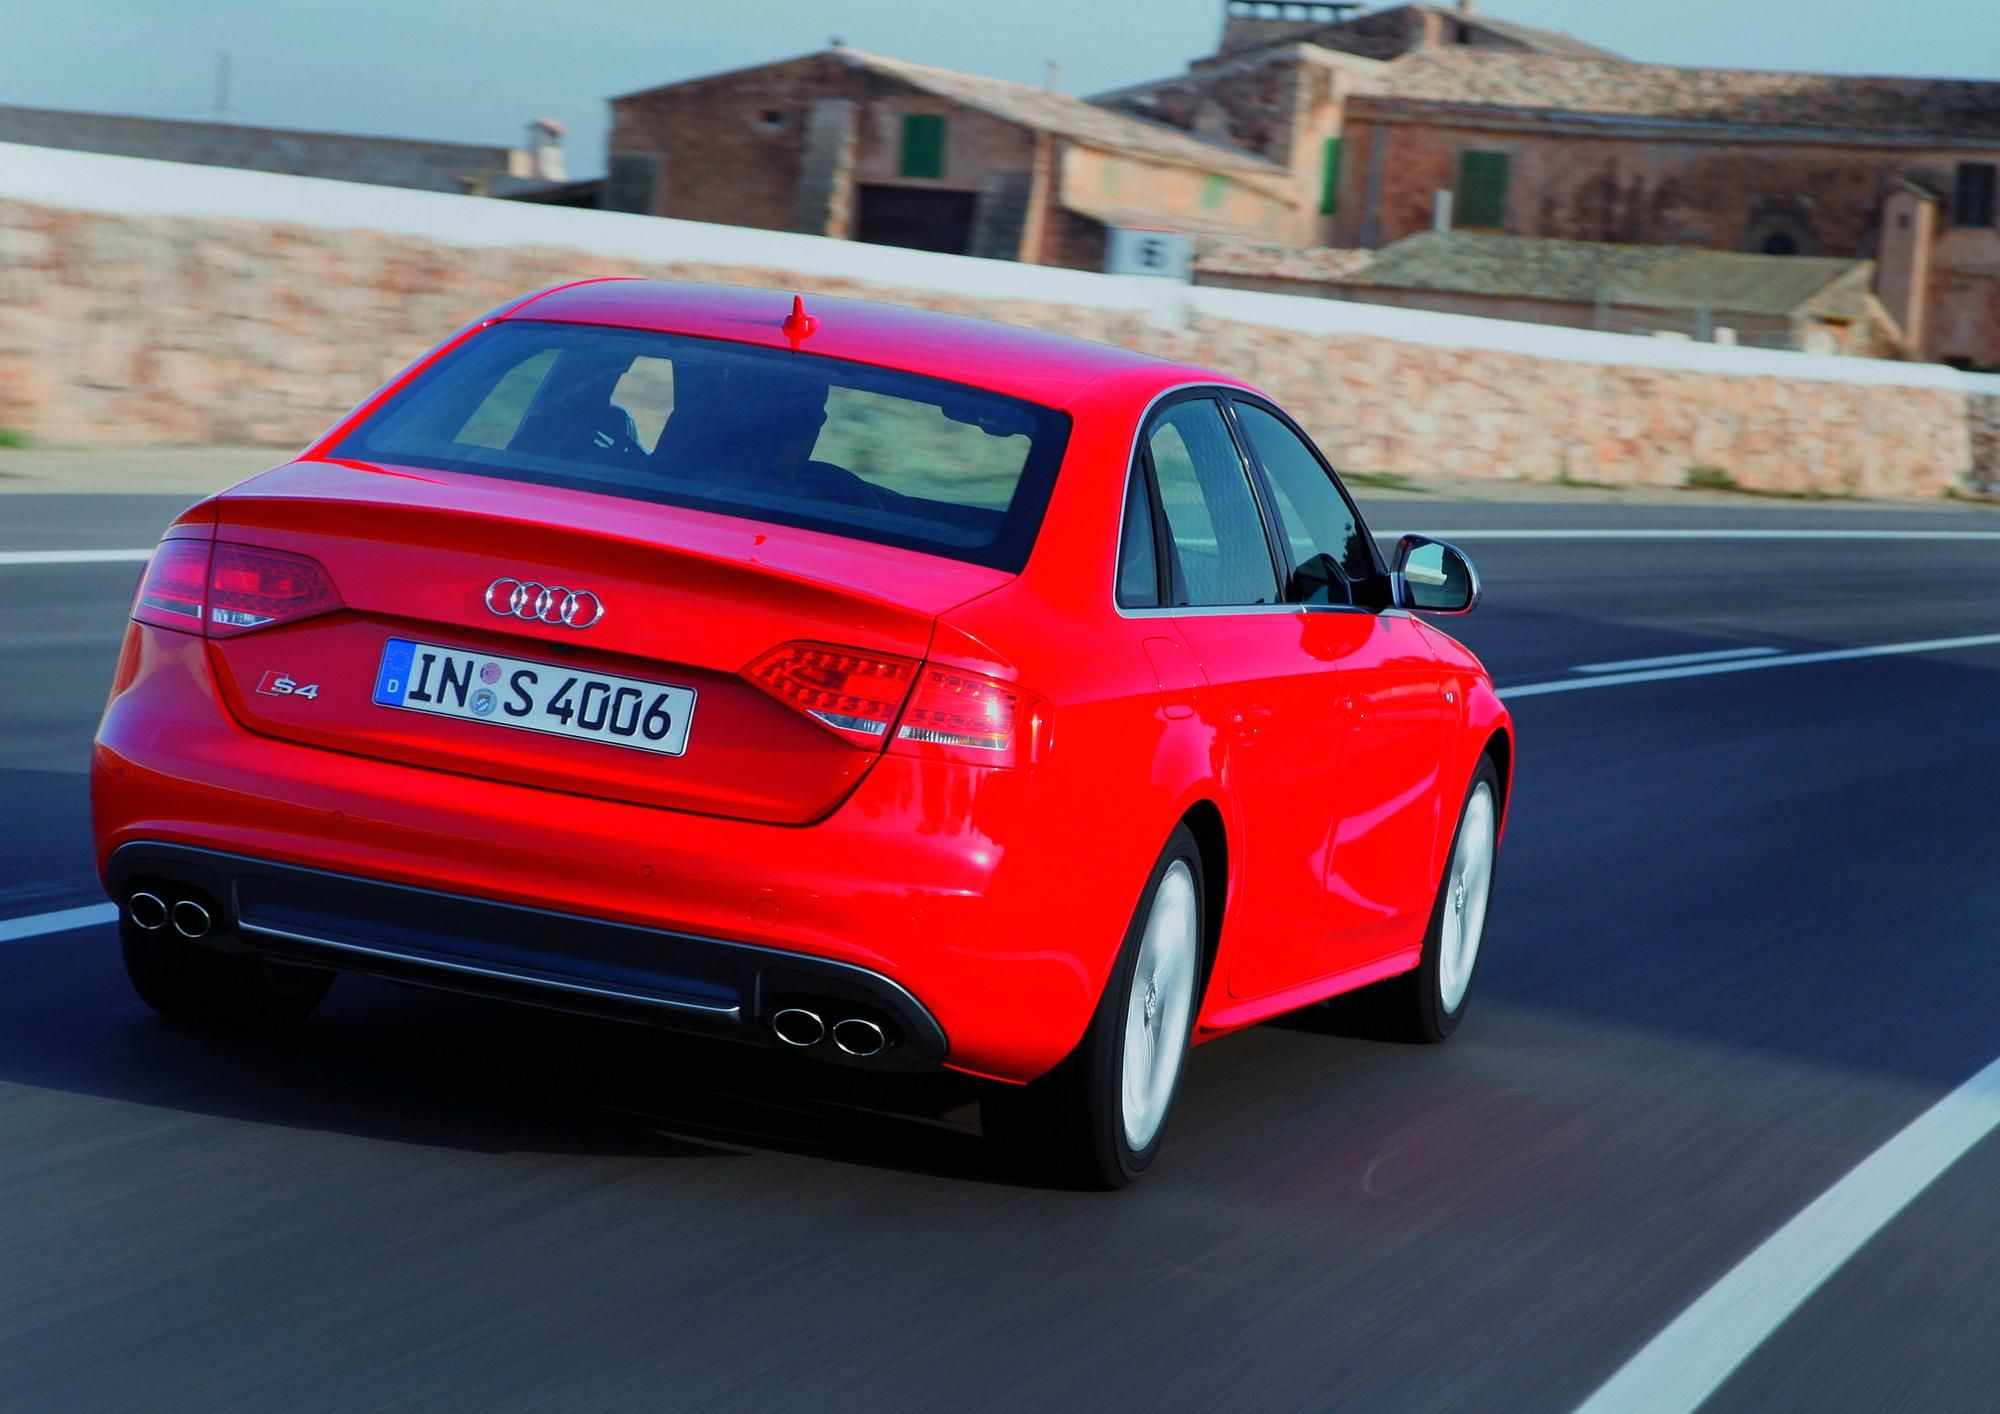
856,185,977,254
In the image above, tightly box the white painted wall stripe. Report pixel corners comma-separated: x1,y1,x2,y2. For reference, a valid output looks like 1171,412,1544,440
1574,1053,2000,1414
0,903,117,943
1573,646,1781,674
0,549,153,566
1502,631,2000,698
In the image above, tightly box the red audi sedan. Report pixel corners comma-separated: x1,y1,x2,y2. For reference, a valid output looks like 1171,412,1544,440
93,281,1510,1187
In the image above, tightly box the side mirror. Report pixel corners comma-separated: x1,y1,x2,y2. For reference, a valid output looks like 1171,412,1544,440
1392,535,1480,614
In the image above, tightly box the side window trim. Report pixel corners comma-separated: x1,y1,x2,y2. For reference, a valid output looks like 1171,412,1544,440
1224,393,1385,583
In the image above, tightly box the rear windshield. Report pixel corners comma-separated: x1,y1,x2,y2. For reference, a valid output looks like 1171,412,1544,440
332,321,1071,571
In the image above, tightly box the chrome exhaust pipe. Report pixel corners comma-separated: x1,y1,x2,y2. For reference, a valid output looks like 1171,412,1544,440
831,1018,886,1058
170,899,213,939
770,1008,825,1048
128,892,167,932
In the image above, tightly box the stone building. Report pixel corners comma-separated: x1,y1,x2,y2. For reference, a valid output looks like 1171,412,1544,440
1195,231,1900,356
605,46,1300,267
0,105,569,196
1102,3,2000,366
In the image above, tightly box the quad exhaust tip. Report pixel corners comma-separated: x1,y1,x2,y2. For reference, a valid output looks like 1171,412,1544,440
170,899,213,939
831,1018,887,1058
128,892,167,932
770,1008,825,1047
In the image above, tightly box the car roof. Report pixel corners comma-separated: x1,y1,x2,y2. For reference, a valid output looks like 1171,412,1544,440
499,279,1220,409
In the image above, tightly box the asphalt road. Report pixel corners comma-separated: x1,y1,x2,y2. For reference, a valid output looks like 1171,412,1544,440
3,490,1999,1411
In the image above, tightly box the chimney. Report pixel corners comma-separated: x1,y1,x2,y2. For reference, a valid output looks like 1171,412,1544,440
1458,0,1478,12
1045,60,1062,93
1877,184,1938,355
527,117,567,182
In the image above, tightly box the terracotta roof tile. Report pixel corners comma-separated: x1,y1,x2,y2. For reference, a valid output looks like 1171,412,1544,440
1351,231,1877,317
1357,49,2000,138
838,49,1290,177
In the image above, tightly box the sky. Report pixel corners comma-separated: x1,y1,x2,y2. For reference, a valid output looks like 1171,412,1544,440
5,0,1999,176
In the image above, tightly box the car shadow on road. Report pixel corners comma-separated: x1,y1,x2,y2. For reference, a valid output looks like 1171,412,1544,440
0,933,1027,1183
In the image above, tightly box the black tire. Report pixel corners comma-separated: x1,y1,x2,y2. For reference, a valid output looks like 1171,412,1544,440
1342,755,1502,1044
985,824,1205,1189
122,914,334,1030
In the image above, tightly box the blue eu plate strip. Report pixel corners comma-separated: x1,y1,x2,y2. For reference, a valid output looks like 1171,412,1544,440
373,638,416,706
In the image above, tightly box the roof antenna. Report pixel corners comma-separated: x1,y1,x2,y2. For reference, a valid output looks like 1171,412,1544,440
781,293,819,346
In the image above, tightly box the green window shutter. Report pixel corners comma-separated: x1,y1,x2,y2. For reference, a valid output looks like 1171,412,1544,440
1319,136,1343,215
1456,151,1510,228
1200,173,1230,210
899,114,946,180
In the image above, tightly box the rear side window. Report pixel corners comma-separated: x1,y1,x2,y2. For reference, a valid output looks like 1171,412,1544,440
333,322,1070,572
1147,400,1279,607
1115,464,1160,608
1233,403,1373,604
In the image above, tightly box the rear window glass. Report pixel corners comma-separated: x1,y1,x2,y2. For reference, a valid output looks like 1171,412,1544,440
333,321,1071,571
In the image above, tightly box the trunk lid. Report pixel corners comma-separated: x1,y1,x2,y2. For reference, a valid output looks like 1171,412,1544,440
207,459,1009,824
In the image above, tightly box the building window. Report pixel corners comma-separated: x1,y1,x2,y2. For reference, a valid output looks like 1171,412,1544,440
1319,137,1343,215
1761,231,1799,256
899,114,947,180
1200,173,1230,210
1955,162,1996,227
1456,150,1511,229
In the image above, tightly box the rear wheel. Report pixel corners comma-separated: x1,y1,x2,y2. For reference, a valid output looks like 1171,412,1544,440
1351,756,1500,1043
986,825,1204,1189
122,912,334,1030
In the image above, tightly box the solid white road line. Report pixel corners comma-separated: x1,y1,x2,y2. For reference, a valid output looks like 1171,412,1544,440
1574,1053,2000,1414
0,902,118,943
1374,529,2000,541
0,549,152,566
1501,631,2000,699
1572,646,1782,674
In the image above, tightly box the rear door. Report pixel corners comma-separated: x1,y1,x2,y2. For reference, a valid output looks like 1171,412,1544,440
1228,397,1452,974
1132,395,1348,997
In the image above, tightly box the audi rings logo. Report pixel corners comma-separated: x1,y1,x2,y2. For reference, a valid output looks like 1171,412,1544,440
483,578,607,629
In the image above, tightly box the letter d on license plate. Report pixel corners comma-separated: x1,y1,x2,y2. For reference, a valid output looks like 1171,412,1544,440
373,637,695,756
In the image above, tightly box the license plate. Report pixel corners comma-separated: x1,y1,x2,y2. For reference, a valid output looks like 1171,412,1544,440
372,638,695,757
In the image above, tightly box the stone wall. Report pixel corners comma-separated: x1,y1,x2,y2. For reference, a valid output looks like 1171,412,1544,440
2,144,1997,496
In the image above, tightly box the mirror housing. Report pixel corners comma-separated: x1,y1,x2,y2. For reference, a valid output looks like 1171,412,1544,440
1391,535,1480,614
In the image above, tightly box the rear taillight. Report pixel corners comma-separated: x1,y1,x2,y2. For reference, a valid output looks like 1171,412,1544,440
132,539,342,637
746,641,1045,767
745,642,921,747
132,540,209,629
890,666,1045,767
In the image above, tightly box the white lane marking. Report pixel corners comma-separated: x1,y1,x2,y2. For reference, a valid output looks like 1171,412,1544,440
0,902,118,942
1501,632,2000,699
0,549,152,566
1574,1053,2000,1414
1374,529,2000,541
1573,646,1783,674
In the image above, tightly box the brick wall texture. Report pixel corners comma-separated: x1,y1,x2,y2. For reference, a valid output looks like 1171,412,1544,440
2,197,1993,496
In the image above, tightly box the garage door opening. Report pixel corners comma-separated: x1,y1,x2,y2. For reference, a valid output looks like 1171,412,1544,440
855,186,977,255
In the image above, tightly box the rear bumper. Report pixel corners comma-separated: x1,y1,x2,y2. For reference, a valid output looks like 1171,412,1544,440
92,625,1137,1082
108,841,947,1069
